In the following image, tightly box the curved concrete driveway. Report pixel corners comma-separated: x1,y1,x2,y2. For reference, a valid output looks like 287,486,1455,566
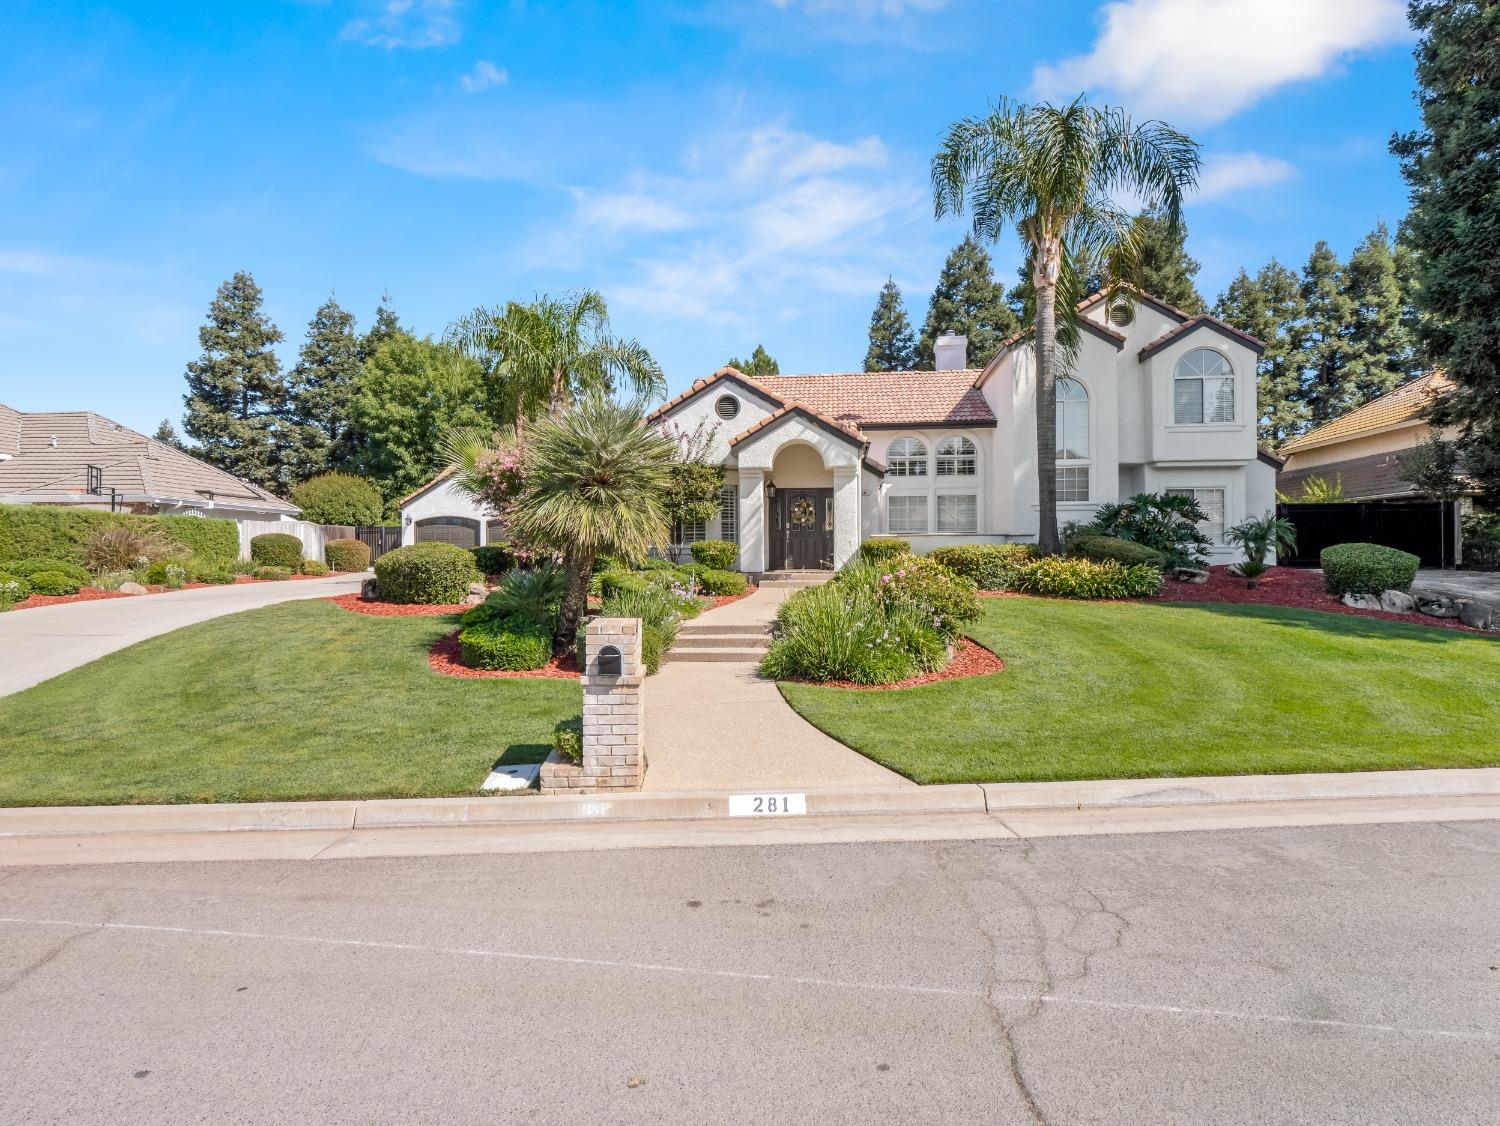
0,574,366,699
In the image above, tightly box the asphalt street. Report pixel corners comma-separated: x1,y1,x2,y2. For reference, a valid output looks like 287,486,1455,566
1,820,1496,1125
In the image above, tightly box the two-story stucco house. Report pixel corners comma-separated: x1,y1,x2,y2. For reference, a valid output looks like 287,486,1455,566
646,290,1280,576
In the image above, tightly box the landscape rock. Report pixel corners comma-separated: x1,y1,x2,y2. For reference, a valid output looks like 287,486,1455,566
118,582,148,596
462,592,485,605
468,582,488,596
1342,593,1381,611
1416,593,1459,618
1174,568,1210,585
361,577,379,600
1379,590,1416,614
1459,601,1494,631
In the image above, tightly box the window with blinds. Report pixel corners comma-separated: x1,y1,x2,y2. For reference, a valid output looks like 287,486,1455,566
887,495,929,534
935,436,977,476
717,485,737,543
887,437,928,477
936,494,977,533
1166,487,1226,542
1173,349,1235,424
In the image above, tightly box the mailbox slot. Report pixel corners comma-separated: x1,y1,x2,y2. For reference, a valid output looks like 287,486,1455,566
597,644,623,676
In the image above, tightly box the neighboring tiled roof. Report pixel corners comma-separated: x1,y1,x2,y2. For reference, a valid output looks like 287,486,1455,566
397,465,458,508
1137,314,1266,359
750,371,996,428
1258,447,1286,469
1279,372,1449,455
0,403,20,458
0,403,295,512
1276,451,1423,501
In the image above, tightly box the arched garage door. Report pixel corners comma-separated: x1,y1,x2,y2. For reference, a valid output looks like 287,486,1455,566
415,516,479,548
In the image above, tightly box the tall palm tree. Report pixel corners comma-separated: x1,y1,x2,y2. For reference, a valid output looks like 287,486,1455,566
447,291,665,437
932,97,1200,554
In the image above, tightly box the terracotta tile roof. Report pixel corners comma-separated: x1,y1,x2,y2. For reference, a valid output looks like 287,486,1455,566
726,402,865,448
645,367,782,423
396,464,459,507
1279,372,1450,455
1137,314,1265,359
749,370,996,428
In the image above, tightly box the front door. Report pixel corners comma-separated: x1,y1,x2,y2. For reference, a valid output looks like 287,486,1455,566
777,489,834,570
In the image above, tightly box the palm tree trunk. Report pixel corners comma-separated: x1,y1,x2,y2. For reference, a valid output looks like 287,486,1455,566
555,549,594,656
549,367,567,418
1034,245,1061,556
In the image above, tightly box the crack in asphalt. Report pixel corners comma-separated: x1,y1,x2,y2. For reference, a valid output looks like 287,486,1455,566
0,925,96,996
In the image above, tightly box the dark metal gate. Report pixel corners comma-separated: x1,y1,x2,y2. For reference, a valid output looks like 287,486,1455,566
1275,501,1461,569
354,525,403,563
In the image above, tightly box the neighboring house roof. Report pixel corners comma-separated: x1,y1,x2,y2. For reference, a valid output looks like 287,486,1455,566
1276,451,1423,501
1136,314,1266,359
0,404,295,513
396,465,459,508
1257,447,1287,469
1278,372,1449,456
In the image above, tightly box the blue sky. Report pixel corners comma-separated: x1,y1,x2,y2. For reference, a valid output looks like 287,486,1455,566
2,0,1419,436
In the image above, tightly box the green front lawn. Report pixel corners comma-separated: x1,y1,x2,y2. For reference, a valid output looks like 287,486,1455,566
779,598,1500,785
0,600,576,806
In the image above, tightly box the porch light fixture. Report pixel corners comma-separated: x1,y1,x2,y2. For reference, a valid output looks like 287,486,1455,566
764,479,777,499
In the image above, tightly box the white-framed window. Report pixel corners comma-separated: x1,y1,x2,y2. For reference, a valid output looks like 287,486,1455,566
1166,487,1226,543
1174,348,1235,424
672,519,707,544
936,494,978,533
1055,377,1089,502
887,437,928,477
935,436,977,477
1056,467,1090,503
887,495,929,534
717,485,737,543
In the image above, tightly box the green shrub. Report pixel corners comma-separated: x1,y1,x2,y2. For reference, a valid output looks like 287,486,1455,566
761,581,938,685
252,565,293,581
927,544,1037,590
689,539,738,570
458,619,552,671
1320,543,1420,596
484,565,566,630
1461,513,1500,569
859,537,911,564
155,516,239,566
1,558,92,586
194,568,236,585
300,559,330,577
1066,534,1167,569
373,542,480,604
1076,493,1213,569
696,568,748,596
231,558,258,575
288,472,384,525
470,543,514,577
597,568,649,599
553,716,583,764
1014,556,1162,599
324,538,371,573
0,506,238,568
0,573,32,604
250,533,304,570
84,522,176,573
638,557,676,571
143,560,189,589
28,569,85,596
857,553,980,641
599,586,685,675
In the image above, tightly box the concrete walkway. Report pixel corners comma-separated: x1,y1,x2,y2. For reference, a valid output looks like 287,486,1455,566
1415,568,1500,604
643,585,914,792
0,574,366,698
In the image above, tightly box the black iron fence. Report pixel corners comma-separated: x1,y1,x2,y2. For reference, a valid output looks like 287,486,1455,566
1275,501,1461,569
354,525,403,563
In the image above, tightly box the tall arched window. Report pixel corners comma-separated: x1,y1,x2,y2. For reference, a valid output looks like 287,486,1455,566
887,437,928,477
935,436,977,477
1055,378,1089,502
1174,348,1235,424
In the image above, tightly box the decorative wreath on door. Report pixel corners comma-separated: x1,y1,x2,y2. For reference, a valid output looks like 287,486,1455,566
790,497,817,528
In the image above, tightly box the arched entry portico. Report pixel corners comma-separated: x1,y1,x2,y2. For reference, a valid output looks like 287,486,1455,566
768,443,835,570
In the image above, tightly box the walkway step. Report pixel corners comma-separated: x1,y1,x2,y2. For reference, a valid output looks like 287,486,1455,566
678,623,768,636
663,649,766,664
673,635,770,650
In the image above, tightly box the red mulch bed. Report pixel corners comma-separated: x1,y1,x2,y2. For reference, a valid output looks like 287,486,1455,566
428,631,580,679
789,638,1005,692
328,593,472,617
702,586,758,611
8,588,131,611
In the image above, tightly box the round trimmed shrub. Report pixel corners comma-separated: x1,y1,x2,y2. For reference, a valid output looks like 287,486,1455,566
324,537,371,573
459,620,552,671
689,539,738,570
859,537,911,564
373,542,480,604
300,559,330,577
697,568,748,596
252,565,293,581
1321,542,1420,596
250,533,304,570
288,472,384,526
27,569,84,596
1066,534,1167,569
928,544,1036,591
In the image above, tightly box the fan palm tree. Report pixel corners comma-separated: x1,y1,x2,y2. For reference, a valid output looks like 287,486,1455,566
932,97,1200,554
447,291,665,437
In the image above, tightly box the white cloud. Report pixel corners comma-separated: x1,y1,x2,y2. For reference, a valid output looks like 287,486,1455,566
1033,0,1409,125
342,0,460,50
573,190,696,234
460,60,507,94
1195,152,1297,200
0,248,121,277
733,125,887,184
767,0,949,15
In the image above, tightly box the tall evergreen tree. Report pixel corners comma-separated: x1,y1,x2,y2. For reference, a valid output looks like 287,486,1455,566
916,235,1019,369
182,271,285,491
1131,209,1207,312
282,295,363,483
1341,223,1420,403
1215,260,1307,446
151,419,185,450
864,278,916,371
725,344,780,376
362,290,402,358
1392,0,1500,504
1293,241,1358,427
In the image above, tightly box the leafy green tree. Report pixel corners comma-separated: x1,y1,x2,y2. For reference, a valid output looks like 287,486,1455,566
347,332,494,507
182,271,286,491
283,295,363,483
864,278,917,371
1293,241,1357,427
1129,209,1206,312
725,345,780,376
362,291,402,358
932,97,1199,553
289,471,385,525
151,419,186,450
1342,223,1420,403
1215,260,1308,446
915,235,1019,369
1392,0,1500,504
1399,432,1467,500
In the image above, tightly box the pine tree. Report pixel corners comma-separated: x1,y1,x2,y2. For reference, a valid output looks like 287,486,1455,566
725,345,780,376
1341,224,1421,405
1293,242,1359,427
362,290,402,358
182,271,285,491
864,277,916,371
282,295,363,484
1392,0,1500,504
916,236,1019,369
1132,210,1206,313
151,419,184,450
1215,260,1307,446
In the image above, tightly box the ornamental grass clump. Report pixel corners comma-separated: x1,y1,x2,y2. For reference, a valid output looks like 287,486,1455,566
599,585,685,674
1013,556,1162,599
760,581,940,685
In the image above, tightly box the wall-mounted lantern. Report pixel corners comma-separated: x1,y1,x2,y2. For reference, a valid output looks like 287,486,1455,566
597,645,623,676
764,479,777,500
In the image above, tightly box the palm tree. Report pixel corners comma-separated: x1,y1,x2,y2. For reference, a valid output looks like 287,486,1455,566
932,97,1200,554
447,291,665,437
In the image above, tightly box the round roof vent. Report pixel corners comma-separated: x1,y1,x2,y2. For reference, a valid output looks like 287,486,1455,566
715,395,740,420
1108,301,1134,327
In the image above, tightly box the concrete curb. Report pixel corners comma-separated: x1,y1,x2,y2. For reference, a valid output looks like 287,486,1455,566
2,769,1498,839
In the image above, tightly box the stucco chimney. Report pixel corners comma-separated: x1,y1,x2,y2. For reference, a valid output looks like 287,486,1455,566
934,333,968,370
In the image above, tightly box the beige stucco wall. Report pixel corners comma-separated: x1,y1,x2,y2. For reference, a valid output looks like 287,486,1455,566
1280,422,1454,472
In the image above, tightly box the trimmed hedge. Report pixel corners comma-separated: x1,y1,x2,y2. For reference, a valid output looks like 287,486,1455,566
859,537,911,564
553,716,583,764
374,542,479,604
300,560,330,577
0,558,92,586
324,538,371,573
470,543,514,577
696,568,748,596
1014,557,1163,600
928,544,1036,591
689,539,738,570
1067,533,1167,569
0,504,238,567
288,472,383,526
459,620,552,671
250,533,304,570
156,515,239,566
1321,542,1420,596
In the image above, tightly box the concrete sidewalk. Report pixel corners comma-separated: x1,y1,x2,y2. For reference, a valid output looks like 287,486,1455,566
643,585,913,792
0,573,366,698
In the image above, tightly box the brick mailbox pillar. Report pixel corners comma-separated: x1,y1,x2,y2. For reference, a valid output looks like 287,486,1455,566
539,617,645,794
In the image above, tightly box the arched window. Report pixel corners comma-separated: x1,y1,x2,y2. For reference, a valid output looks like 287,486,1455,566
887,437,928,477
1055,378,1090,503
935,436,977,477
1174,348,1235,424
